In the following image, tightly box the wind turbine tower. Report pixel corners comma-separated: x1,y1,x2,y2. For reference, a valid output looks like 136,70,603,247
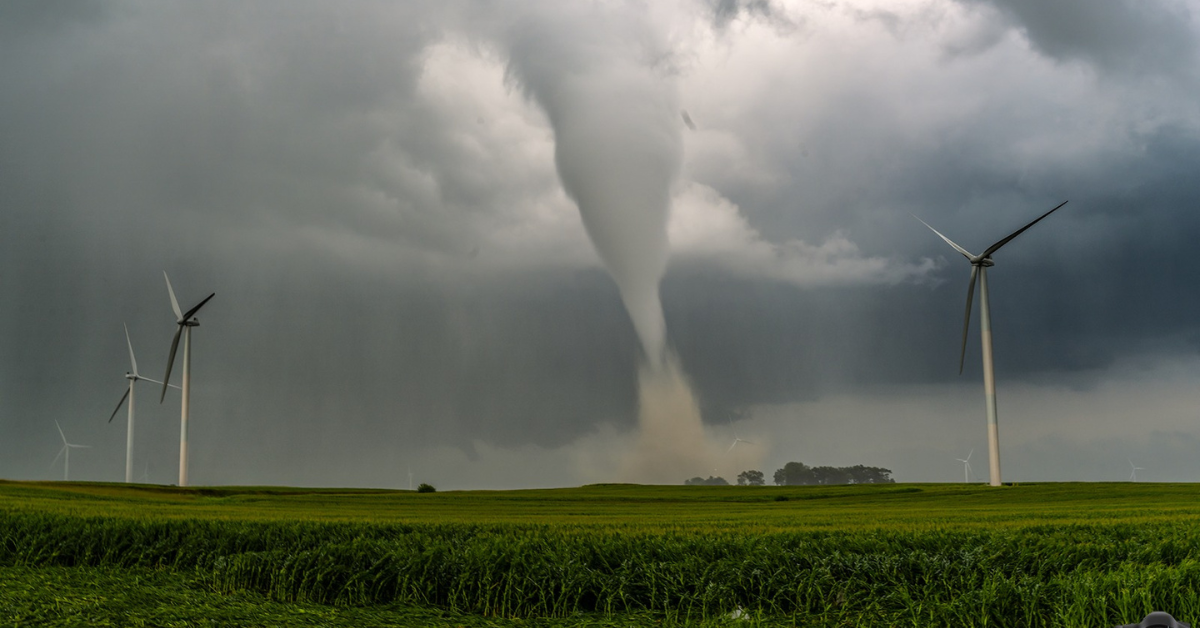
918,201,1067,486
159,272,215,487
109,323,179,483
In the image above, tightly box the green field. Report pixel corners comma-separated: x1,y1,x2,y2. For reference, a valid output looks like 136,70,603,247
3,480,1200,626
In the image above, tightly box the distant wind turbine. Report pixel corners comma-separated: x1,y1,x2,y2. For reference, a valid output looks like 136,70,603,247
726,415,753,454
108,323,179,483
1129,460,1144,482
956,449,975,484
917,200,1068,486
51,420,90,481
159,272,215,487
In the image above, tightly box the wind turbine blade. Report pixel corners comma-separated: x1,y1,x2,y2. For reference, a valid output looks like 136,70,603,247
980,201,1068,259
55,420,67,444
966,449,973,462
959,266,978,374
71,444,91,449
108,388,131,423
51,446,65,469
161,327,182,403
164,272,183,321
182,292,215,321
137,376,181,390
726,441,737,454
915,216,975,260
124,323,138,375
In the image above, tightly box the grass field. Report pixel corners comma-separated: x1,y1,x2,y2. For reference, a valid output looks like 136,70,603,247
3,480,1200,626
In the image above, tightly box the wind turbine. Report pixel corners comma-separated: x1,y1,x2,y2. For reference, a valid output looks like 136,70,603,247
51,421,90,481
918,200,1068,487
726,415,753,454
159,272,215,487
955,449,975,484
108,323,180,483
1129,460,1144,482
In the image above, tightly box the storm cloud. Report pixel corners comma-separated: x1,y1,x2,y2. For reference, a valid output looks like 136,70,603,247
3,0,1200,488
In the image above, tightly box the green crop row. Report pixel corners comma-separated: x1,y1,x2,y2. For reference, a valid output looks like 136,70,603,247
5,481,1200,533
4,509,1200,625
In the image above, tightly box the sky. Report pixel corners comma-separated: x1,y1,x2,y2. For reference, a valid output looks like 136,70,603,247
3,0,1200,489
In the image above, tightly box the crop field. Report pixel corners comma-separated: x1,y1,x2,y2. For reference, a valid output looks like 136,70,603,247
3,481,1200,627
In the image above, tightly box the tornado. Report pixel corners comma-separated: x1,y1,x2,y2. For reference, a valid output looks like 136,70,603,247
493,4,757,482
501,7,677,368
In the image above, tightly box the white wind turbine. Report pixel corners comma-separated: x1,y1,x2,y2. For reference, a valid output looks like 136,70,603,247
726,416,753,454
108,323,180,483
956,449,975,484
918,201,1068,487
159,272,215,487
1129,460,1144,482
51,420,90,481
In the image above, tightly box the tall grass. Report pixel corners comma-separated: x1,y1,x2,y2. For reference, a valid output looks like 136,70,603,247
4,509,1200,626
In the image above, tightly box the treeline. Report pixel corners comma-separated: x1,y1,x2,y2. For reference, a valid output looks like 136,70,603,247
773,462,894,485
685,462,894,486
684,470,766,486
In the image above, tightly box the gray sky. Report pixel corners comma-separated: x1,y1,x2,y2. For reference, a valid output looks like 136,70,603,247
3,0,1200,488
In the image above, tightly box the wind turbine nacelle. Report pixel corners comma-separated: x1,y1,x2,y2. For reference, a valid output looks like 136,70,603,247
974,257,996,267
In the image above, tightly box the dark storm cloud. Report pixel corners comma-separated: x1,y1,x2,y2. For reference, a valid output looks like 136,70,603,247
0,2,514,261
0,1,108,39
957,0,1198,75
665,1,1200,426
0,1,632,484
685,116,1200,403
4,1,1200,487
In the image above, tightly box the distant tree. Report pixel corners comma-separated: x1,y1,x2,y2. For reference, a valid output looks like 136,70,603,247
810,466,849,485
684,476,729,486
416,483,436,493
845,465,895,484
737,470,765,486
774,461,812,486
